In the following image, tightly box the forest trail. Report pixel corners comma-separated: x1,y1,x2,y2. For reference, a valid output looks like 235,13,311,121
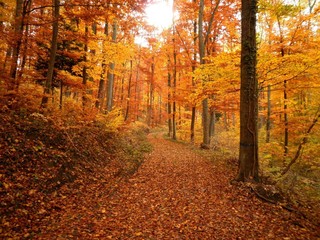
39,133,318,239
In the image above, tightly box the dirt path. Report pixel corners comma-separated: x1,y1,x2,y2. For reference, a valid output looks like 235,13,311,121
40,133,318,239
100,133,318,239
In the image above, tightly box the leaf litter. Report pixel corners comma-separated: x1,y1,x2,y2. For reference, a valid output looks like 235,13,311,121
1,124,319,239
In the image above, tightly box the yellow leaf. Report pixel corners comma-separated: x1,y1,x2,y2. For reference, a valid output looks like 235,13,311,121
29,189,36,195
3,182,10,189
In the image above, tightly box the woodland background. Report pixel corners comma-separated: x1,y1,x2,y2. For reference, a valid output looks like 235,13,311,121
0,0,320,237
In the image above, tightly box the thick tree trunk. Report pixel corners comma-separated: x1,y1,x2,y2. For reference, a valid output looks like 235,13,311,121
237,0,259,182
41,0,60,107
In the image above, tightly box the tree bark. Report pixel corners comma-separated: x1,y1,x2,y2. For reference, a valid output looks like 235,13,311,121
266,84,271,143
209,109,216,138
237,0,259,182
106,21,117,112
199,0,210,148
172,27,177,140
190,0,197,143
9,0,24,90
95,21,108,110
147,57,155,126
125,60,133,121
41,0,60,107
167,69,173,137
82,23,89,107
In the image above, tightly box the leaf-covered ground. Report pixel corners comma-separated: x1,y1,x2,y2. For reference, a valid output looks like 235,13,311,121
34,133,319,239
1,112,319,239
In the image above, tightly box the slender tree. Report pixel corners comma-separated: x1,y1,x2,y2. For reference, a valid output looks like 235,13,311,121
198,0,210,148
106,21,117,112
41,0,60,107
190,0,197,143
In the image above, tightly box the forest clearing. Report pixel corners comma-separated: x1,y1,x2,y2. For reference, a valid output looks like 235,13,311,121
1,0,320,239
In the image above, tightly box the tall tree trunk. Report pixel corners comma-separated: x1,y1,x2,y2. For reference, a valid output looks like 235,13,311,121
283,79,289,157
224,110,229,131
16,0,32,90
236,0,259,182
59,80,63,110
167,69,173,137
172,26,177,140
41,0,60,107
159,94,162,125
82,23,89,107
106,21,117,112
9,0,23,90
134,48,141,121
277,17,289,160
170,0,177,139
95,21,108,110
147,57,155,126
266,84,271,143
209,109,216,137
190,0,197,143
199,0,210,148
148,56,155,126
125,60,133,121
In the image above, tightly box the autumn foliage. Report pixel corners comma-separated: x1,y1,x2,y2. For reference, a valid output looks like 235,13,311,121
1,0,320,238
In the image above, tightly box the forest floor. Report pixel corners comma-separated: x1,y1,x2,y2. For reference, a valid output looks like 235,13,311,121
1,109,319,240
35,133,319,239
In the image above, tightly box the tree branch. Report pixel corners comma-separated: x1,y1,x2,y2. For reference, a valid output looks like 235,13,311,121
281,107,320,176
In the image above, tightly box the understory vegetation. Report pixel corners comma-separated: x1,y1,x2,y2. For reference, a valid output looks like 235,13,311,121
0,99,152,238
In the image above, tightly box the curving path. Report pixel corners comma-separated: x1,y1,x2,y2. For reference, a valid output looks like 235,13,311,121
39,133,319,239
99,133,318,239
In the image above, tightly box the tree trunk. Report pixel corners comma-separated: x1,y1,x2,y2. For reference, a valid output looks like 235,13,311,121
59,80,63,110
199,0,210,148
134,48,141,121
172,29,177,140
147,58,155,126
125,60,133,121
167,70,173,137
106,21,117,112
95,21,108,110
82,24,89,107
266,84,271,143
8,0,24,90
283,79,289,157
237,0,259,182
16,0,32,90
209,109,216,137
190,0,197,143
41,0,60,107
